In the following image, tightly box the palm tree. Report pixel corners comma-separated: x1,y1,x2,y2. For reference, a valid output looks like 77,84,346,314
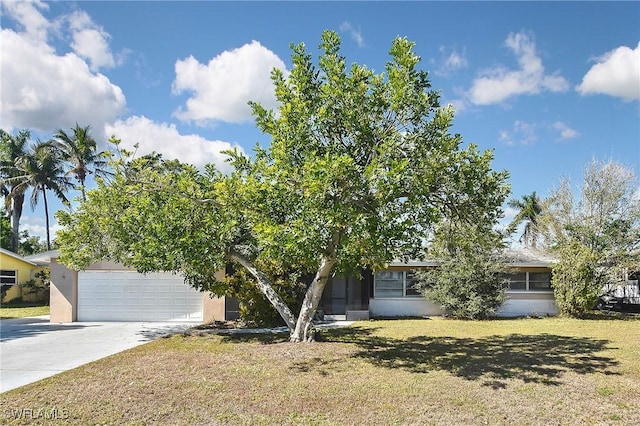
0,129,31,252
7,141,71,250
53,124,109,201
507,191,543,249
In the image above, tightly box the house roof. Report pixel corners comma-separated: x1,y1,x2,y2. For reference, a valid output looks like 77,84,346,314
388,247,556,269
23,250,59,266
502,247,557,267
0,248,38,267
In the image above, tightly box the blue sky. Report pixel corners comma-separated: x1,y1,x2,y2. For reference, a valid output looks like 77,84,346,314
2,1,639,244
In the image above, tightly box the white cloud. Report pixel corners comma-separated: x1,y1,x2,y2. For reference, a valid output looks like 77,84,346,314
468,32,569,105
502,206,518,221
105,116,244,172
0,4,126,137
552,121,579,141
576,42,640,101
2,0,50,42
499,120,536,146
67,11,119,71
172,41,287,125
435,46,468,76
339,21,365,48
0,28,126,136
20,215,63,243
445,51,467,70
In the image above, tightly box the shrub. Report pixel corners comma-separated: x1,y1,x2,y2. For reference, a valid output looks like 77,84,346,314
414,221,507,320
551,241,601,317
415,250,506,319
225,262,309,327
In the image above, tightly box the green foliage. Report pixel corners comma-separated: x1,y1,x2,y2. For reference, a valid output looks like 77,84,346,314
507,191,543,248
18,230,50,255
1,284,12,301
0,208,10,249
1,129,31,252
57,146,234,295
415,222,507,319
19,273,49,295
225,261,308,327
53,124,111,201
1,125,108,253
235,30,510,276
543,159,640,317
551,241,600,317
57,32,510,337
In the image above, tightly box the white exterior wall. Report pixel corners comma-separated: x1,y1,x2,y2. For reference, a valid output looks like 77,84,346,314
370,298,445,317
497,292,558,317
370,292,557,318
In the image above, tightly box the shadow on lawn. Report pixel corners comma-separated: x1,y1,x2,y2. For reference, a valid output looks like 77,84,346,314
318,326,619,388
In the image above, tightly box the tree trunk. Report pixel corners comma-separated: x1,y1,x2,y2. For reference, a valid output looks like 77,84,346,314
290,230,341,343
290,254,337,342
229,249,297,331
78,171,87,202
42,185,51,250
9,192,24,253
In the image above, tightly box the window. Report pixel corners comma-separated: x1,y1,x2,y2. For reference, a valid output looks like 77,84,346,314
528,272,552,291
374,270,421,298
501,271,551,291
503,272,526,290
374,271,404,297
1,270,17,286
405,271,421,296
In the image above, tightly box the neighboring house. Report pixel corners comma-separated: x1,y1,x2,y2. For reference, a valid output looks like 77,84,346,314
0,248,49,303
49,248,557,323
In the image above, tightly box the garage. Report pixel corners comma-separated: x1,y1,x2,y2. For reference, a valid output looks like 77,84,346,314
77,271,204,322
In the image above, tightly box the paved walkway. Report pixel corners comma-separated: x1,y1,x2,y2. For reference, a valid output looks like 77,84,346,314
0,316,194,393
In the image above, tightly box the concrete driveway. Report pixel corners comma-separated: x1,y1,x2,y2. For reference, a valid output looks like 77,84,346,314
0,316,194,393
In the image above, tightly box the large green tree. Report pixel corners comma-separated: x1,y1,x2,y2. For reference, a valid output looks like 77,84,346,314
57,31,509,342
544,159,640,316
0,129,31,252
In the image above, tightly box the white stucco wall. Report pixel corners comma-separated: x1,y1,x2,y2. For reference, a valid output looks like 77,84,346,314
370,292,558,318
369,298,445,317
497,292,558,317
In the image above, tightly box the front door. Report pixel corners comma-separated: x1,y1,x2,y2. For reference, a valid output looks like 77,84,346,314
330,276,347,315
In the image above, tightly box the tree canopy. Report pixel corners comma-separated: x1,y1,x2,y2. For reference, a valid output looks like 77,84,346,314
1,125,105,253
57,31,510,342
542,159,640,316
507,191,543,248
1,129,31,252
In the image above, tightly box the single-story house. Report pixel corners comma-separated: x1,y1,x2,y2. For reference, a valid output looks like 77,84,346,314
1,248,50,303
318,247,558,320
49,247,557,323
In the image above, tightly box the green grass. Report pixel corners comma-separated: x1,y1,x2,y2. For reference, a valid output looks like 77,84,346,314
1,316,639,425
0,302,49,319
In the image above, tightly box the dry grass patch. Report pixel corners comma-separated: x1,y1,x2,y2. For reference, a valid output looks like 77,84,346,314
1,316,639,425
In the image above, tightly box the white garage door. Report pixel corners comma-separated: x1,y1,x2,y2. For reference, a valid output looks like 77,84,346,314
78,271,203,322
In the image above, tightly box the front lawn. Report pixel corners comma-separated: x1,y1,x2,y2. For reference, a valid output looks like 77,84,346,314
1,316,639,425
0,302,49,319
